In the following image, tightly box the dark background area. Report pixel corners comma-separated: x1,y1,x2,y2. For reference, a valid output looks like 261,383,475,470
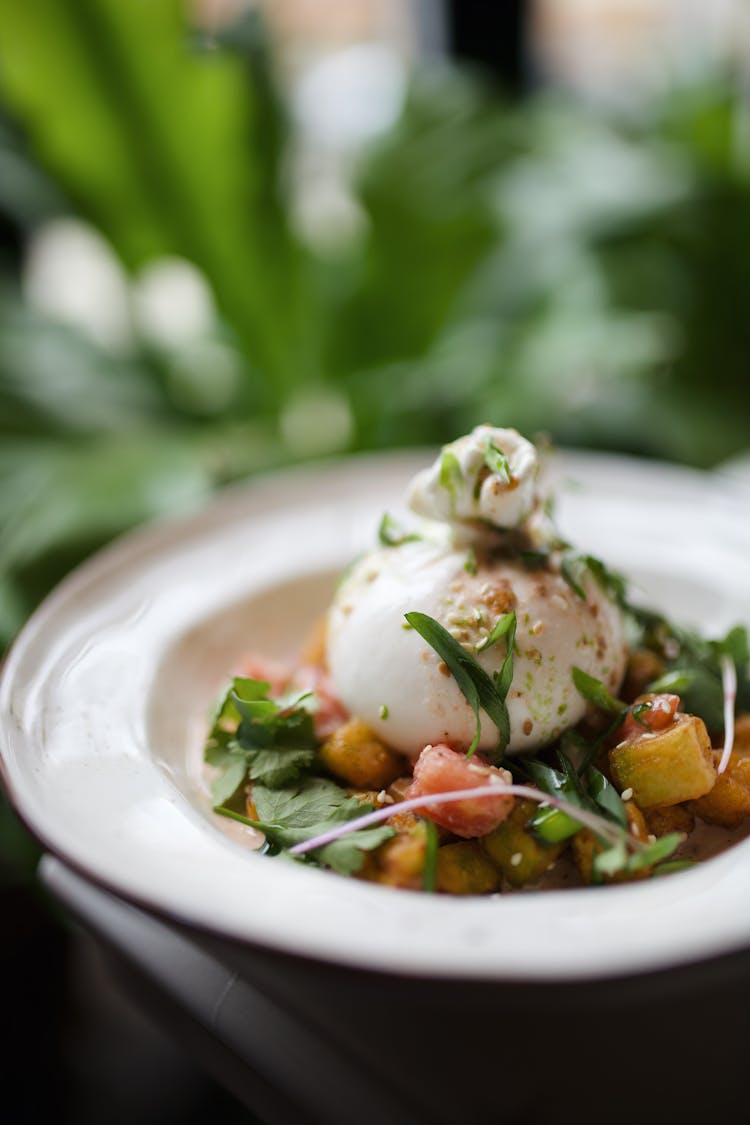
2,1,749,1121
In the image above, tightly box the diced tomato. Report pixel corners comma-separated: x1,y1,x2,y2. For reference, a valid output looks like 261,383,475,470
407,743,514,839
236,655,293,698
294,665,349,738
619,693,681,740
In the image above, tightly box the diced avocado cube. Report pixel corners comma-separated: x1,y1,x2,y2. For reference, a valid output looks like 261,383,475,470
609,714,715,810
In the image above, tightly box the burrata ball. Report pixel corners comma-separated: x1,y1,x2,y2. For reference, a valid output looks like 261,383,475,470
327,540,626,757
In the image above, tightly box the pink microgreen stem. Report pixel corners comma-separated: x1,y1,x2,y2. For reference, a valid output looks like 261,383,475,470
717,654,737,775
289,783,639,857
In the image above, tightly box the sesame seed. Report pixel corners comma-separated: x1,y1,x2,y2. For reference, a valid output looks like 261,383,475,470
621,788,633,801
377,790,394,806
648,834,656,844
510,852,523,867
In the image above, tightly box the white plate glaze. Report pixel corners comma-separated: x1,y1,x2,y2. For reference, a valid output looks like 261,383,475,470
2,449,750,981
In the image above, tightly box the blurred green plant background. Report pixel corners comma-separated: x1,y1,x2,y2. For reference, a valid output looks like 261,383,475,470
1,4,749,655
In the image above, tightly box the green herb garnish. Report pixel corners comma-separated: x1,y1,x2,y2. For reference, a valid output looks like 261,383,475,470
560,551,587,600
572,667,625,714
593,830,683,882
204,677,318,803
439,450,463,512
464,546,478,575
379,703,389,720
423,820,439,892
215,778,394,875
404,610,515,761
484,441,512,484
378,512,421,548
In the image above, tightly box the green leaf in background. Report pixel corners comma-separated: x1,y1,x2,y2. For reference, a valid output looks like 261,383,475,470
0,0,302,393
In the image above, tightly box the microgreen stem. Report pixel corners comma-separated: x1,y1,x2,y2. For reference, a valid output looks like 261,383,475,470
717,655,737,775
289,783,641,857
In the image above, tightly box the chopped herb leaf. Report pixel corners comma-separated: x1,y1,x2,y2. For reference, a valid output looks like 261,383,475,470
572,667,625,714
205,741,249,805
246,747,317,788
484,441,512,484
476,611,515,655
593,840,628,881
652,858,697,878
464,546,478,575
520,549,551,571
593,830,683,881
204,678,320,800
439,451,463,512
580,554,628,607
648,670,696,695
405,610,513,760
378,512,421,548
630,700,654,730
379,703,389,720
587,767,628,829
492,613,517,704
523,759,585,843
423,820,439,892
627,831,683,872
560,552,587,600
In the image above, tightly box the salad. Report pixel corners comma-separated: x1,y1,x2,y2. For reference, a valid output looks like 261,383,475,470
204,427,750,893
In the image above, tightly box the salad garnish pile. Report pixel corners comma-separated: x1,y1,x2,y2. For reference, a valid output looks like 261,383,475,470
204,427,750,893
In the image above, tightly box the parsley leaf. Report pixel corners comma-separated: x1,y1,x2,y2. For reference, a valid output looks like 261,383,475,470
204,677,319,801
217,778,394,875
205,741,249,806
246,747,317,788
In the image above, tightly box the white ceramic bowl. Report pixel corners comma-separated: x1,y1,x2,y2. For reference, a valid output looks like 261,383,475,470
2,449,750,981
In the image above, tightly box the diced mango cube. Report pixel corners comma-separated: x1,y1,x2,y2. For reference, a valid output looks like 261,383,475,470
320,719,404,789
645,804,694,838
436,842,499,895
368,823,427,890
609,714,715,809
481,799,566,887
688,751,750,828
